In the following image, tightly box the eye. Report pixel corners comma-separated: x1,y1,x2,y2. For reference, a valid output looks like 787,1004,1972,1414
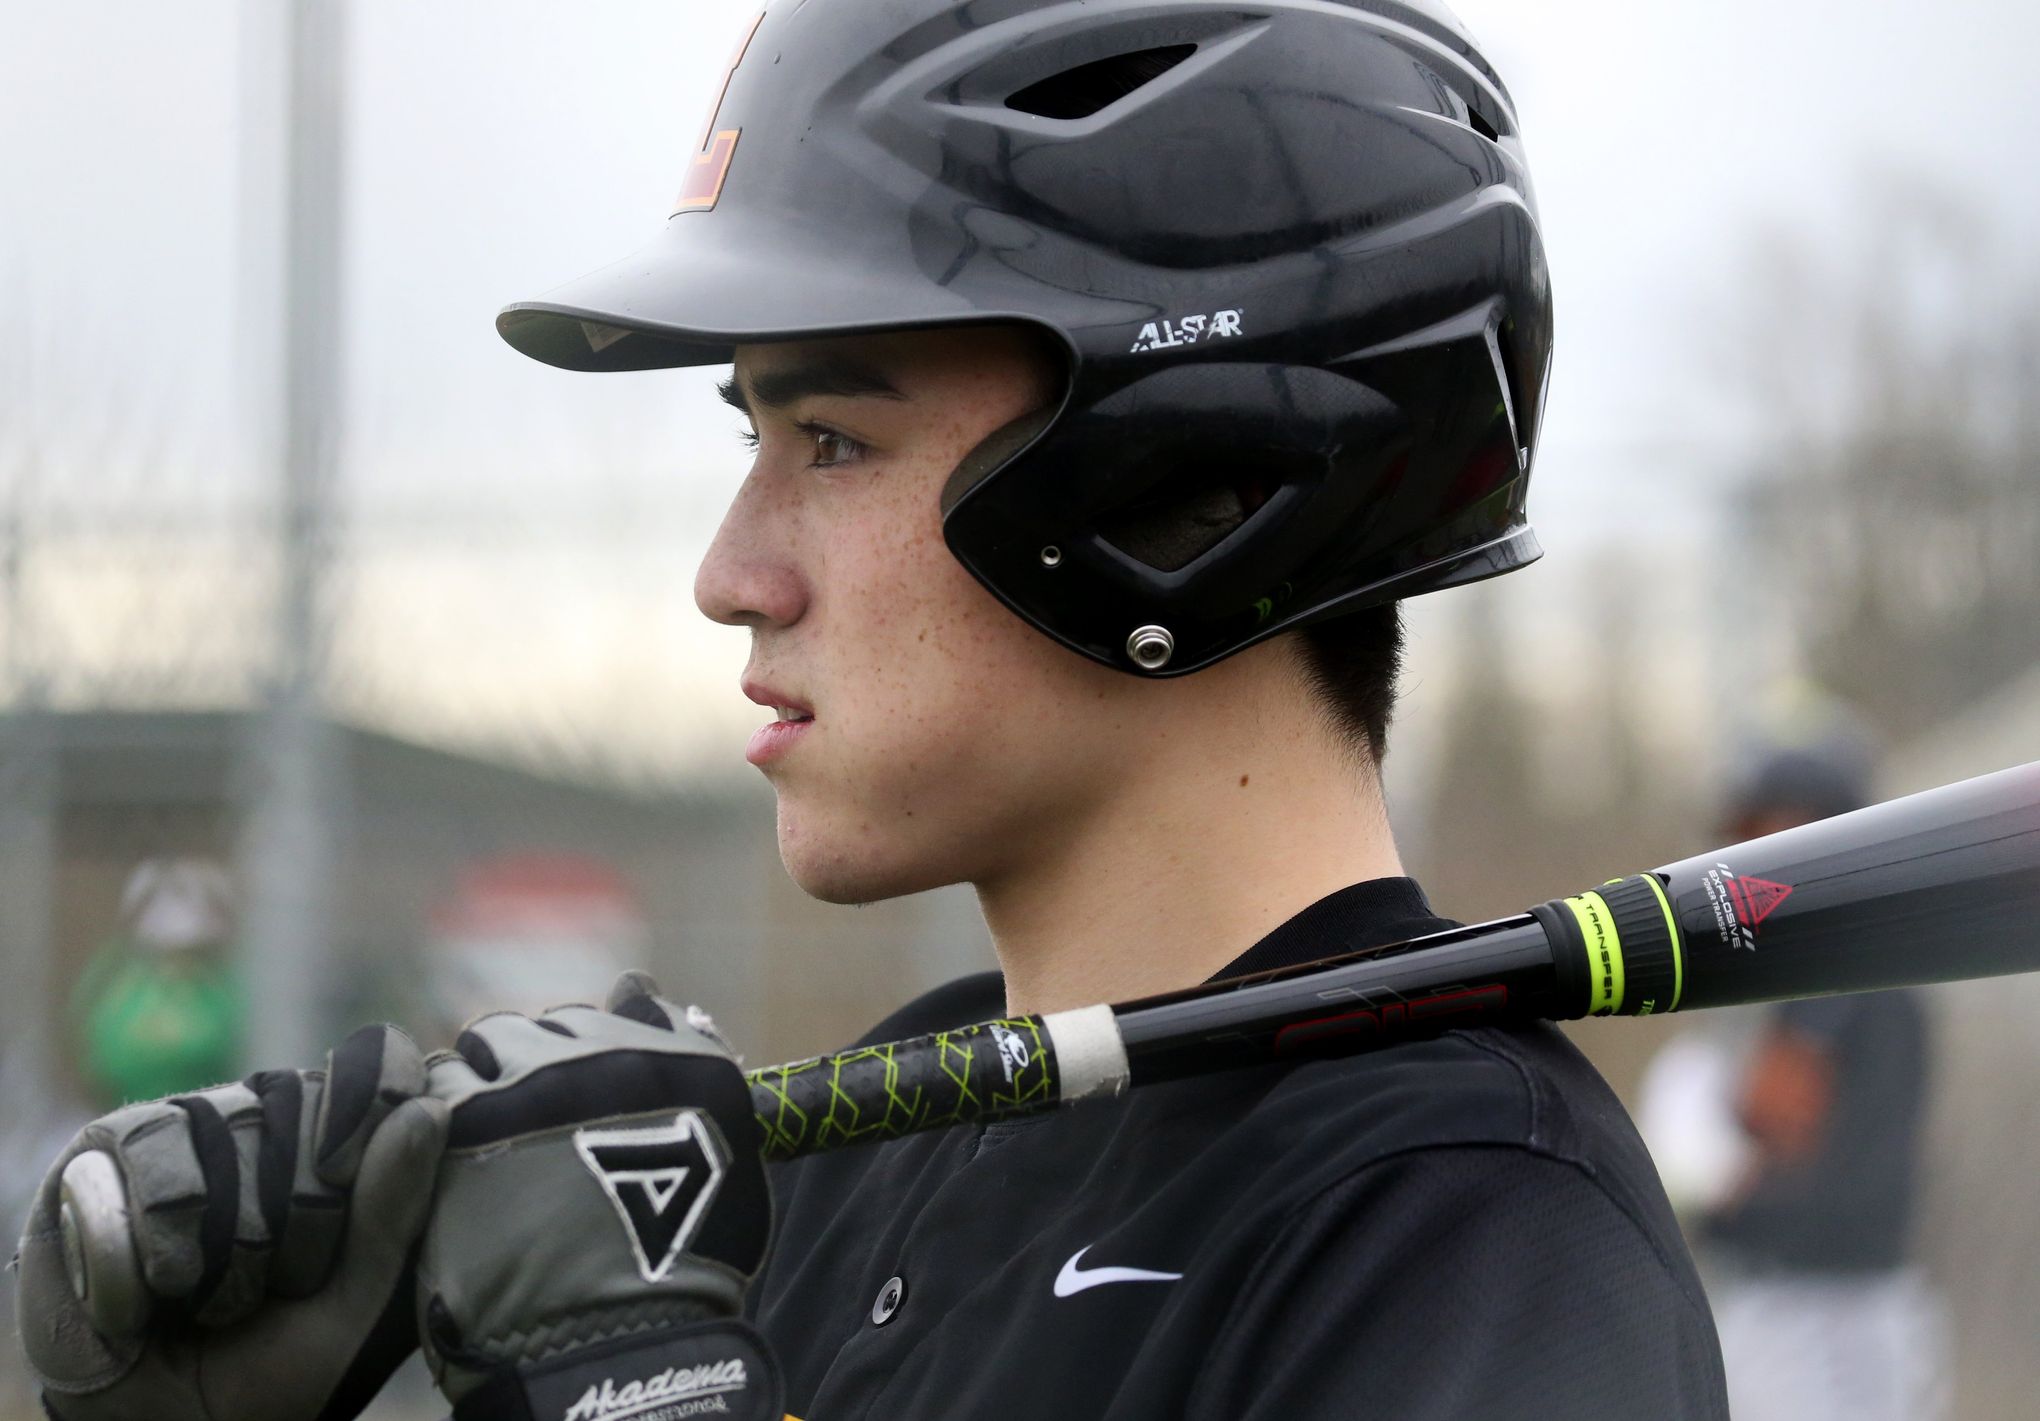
736,419,869,468
799,422,867,469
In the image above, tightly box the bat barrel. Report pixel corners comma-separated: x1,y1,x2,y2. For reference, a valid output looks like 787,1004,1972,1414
1535,762,2040,1015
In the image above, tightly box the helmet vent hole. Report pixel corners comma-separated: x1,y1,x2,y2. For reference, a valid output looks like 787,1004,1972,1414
1006,44,1198,121
1100,465,1278,574
1465,105,1500,143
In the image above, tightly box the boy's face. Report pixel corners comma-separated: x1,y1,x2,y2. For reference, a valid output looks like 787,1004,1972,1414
697,325,1139,903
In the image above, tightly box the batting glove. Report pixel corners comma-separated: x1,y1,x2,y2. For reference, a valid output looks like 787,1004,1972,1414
13,1024,447,1421
417,971,782,1421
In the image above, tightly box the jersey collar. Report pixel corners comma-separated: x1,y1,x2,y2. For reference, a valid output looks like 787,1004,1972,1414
1211,877,1453,981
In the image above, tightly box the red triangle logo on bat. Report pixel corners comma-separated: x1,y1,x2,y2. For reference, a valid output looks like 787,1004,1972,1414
1726,874,1793,930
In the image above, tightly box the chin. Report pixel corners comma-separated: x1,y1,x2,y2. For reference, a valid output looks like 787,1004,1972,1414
775,805,961,906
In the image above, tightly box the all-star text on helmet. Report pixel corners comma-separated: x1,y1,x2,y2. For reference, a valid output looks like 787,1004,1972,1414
500,0,1553,676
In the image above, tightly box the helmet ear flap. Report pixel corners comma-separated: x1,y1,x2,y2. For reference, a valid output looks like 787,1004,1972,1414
944,363,1414,670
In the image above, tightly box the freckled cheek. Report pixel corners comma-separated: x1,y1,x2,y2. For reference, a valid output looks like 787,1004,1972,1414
818,523,1022,750
801,499,944,702
812,455,1087,775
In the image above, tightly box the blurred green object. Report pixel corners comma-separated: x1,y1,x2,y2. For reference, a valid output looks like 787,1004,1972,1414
75,948,243,1106
72,859,245,1106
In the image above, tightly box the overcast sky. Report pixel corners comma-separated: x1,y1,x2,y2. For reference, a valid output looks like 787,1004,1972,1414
4,0,2036,776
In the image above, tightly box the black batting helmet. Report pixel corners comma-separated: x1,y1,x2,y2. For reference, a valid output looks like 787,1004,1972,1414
499,0,1553,676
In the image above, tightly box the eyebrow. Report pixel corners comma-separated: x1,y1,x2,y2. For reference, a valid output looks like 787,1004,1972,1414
717,357,907,416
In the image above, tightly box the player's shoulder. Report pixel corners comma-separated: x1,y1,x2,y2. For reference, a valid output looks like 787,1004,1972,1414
1228,1021,1683,1248
1261,1019,1642,1161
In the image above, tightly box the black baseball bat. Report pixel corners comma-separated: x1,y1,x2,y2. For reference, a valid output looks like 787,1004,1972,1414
60,761,2040,1327
746,760,2040,1160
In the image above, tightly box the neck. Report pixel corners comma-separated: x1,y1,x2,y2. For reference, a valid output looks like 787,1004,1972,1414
976,644,1405,1016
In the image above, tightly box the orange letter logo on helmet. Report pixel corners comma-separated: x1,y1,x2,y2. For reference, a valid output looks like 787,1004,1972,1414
674,12,765,215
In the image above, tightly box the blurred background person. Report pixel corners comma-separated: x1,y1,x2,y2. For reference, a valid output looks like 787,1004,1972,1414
71,857,245,1109
0,859,243,1418
1648,723,1948,1421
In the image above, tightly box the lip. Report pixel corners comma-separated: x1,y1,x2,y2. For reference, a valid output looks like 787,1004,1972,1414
742,677,812,717
746,718,813,766
741,676,815,768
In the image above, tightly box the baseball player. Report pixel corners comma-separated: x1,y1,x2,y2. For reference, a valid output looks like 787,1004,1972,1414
15,3,1729,1418
1701,740,1946,1421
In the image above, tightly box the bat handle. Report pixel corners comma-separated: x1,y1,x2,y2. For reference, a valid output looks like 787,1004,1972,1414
58,1151,151,1335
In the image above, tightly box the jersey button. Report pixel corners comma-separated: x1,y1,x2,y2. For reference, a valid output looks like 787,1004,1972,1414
871,1274,907,1326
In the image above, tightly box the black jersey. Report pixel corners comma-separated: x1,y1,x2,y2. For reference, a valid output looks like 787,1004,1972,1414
751,878,1728,1420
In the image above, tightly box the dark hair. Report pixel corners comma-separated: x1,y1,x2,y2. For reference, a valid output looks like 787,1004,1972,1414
1296,602,1403,763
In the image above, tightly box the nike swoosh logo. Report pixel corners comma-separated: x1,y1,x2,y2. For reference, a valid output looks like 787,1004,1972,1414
1054,1246,1185,1297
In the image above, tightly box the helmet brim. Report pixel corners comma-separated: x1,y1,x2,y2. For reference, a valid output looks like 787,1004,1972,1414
497,216,1026,373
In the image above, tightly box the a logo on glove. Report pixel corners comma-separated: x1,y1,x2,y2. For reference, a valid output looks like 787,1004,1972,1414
563,1357,749,1421
574,1111,730,1284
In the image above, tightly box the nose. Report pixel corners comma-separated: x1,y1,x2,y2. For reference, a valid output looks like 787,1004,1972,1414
694,468,809,631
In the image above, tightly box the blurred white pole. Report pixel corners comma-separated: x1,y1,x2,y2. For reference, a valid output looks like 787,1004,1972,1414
236,0,345,1070
0,474,59,1124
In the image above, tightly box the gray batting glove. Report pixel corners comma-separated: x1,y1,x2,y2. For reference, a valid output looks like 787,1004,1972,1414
14,1024,448,1421
417,971,782,1421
